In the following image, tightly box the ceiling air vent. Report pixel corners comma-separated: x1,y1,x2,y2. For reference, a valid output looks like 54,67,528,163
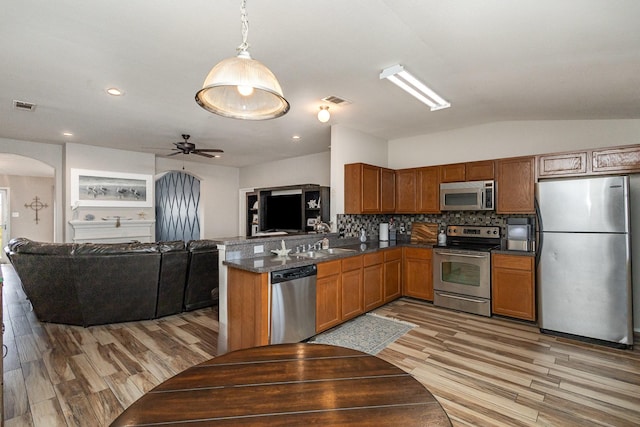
13,100,37,112
321,95,352,106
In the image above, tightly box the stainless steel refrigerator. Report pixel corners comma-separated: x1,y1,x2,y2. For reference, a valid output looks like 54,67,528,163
536,175,633,347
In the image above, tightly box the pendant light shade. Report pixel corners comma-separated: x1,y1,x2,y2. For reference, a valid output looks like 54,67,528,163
195,1,289,120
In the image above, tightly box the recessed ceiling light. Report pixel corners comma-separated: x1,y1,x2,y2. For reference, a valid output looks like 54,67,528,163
62,132,73,137
106,87,124,96
292,135,301,141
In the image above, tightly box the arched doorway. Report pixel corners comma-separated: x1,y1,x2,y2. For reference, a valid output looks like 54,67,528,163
155,171,201,242
0,153,55,256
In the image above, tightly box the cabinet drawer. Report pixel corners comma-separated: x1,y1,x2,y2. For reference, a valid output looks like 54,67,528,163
384,248,402,262
317,260,341,277
492,254,533,271
342,255,363,271
403,247,432,260
363,251,384,267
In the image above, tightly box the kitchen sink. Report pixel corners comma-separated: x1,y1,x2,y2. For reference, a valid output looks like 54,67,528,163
321,248,357,255
293,247,357,259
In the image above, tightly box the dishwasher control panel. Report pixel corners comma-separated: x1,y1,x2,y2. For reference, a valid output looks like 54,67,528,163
271,264,317,284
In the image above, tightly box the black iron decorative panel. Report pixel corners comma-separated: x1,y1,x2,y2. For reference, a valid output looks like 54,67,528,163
155,172,200,242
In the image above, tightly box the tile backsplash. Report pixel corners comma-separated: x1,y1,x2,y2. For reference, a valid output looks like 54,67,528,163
337,212,535,241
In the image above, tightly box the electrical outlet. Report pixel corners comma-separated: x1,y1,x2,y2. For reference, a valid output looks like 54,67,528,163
253,245,264,254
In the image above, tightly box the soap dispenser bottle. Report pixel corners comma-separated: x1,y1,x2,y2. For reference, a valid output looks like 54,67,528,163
359,229,367,243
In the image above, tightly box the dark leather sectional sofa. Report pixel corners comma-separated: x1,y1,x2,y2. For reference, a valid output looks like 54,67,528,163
4,238,219,327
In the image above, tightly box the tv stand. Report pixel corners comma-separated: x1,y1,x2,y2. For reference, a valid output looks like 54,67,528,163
245,184,330,237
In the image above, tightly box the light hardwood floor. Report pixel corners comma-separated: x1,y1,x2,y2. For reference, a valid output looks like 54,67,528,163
3,263,640,426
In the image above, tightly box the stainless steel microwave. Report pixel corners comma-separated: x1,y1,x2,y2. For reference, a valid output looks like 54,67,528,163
440,180,495,211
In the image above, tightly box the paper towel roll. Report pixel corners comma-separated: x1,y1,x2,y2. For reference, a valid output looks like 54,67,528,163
379,223,389,241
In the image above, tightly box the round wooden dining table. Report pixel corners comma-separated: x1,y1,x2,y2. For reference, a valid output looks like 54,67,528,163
110,343,451,426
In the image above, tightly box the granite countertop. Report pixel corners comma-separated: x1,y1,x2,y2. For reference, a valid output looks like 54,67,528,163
223,240,433,273
223,240,535,274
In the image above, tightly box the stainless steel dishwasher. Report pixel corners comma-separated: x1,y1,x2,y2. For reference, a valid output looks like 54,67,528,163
270,264,317,344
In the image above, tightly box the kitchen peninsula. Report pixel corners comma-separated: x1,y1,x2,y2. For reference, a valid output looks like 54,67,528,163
217,233,412,353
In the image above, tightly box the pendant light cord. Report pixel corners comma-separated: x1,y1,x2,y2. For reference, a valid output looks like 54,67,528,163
237,0,250,53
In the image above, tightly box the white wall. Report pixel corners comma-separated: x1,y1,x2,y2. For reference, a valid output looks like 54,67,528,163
239,151,331,189
65,143,156,241
0,138,63,241
388,119,640,168
156,157,239,239
330,125,388,224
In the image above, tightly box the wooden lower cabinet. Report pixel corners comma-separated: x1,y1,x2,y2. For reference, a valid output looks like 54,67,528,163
363,252,384,311
227,267,270,352
383,248,402,302
491,253,535,321
402,247,433,300
341,256,364,321
316,260,342,333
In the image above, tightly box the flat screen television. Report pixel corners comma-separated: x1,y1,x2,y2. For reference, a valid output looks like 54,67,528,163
262,194,303,232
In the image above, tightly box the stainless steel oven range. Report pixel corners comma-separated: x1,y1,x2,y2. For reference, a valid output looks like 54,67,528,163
432,225,501,317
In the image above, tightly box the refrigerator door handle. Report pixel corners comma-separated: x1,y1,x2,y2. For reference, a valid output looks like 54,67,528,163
534,196,543,268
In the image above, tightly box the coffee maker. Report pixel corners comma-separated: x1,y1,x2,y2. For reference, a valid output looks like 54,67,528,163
506,217,534,251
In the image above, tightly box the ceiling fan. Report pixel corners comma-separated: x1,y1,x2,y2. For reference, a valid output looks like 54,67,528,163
168,134,224,158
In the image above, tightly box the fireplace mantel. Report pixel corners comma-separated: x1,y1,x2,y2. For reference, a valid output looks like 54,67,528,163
69,219,155,243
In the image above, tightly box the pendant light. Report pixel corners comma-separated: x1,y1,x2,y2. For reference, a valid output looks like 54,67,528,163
195,0,290,120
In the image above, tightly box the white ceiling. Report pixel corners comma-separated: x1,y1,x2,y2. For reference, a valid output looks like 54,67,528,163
1,0,639,168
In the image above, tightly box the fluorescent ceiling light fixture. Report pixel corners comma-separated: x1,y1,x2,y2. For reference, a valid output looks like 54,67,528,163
380,64,450,111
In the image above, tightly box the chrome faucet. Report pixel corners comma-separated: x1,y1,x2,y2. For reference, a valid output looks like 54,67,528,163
314,221,331,233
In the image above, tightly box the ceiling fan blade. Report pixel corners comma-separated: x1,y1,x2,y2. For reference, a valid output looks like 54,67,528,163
194,152,215,158
167,151,182,156
195,148,224,153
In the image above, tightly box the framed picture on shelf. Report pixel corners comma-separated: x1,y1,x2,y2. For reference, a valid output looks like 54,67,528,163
70,168,153,207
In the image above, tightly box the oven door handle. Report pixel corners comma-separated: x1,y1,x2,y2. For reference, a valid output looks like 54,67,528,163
434,251,487,259
435,292,489,304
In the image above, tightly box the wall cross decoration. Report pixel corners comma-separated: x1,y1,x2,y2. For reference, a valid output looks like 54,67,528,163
25,196,49,224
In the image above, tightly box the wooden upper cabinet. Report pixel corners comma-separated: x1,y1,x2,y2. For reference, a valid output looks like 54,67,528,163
380,167,396,213
395,168,417,213
417,166,440,213
345,163,394,214
466,160,495,181
592,146,640,174
496,156,535,214
361,164,381,213
440,161,494,183
440,163,466,183
538,151,588,178
537,145,640,178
